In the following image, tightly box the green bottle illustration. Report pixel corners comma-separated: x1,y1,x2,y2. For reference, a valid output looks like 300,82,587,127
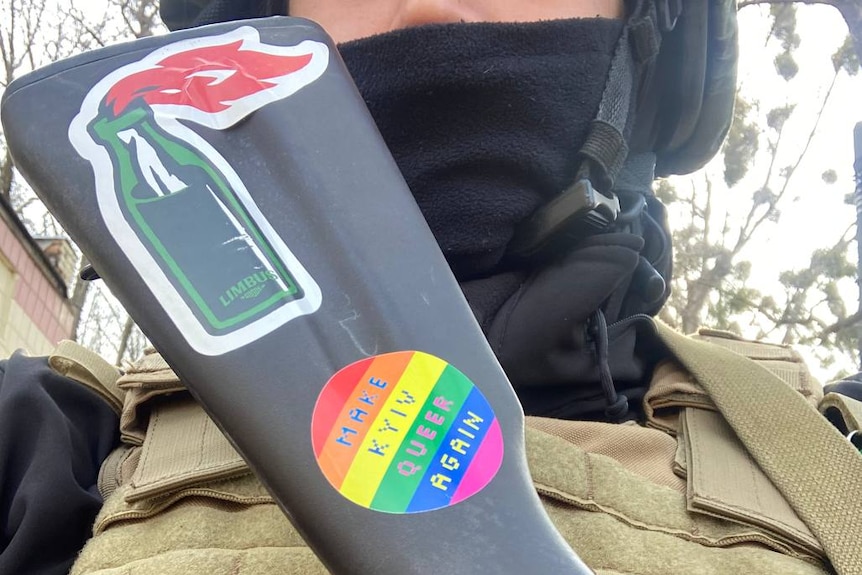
89,104,305,336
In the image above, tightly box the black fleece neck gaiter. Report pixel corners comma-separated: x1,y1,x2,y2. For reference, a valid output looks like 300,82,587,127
339,19,664,420
338,18,623,280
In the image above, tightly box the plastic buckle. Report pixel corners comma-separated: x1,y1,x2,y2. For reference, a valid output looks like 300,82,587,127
507,179,620,262
656,0,682,32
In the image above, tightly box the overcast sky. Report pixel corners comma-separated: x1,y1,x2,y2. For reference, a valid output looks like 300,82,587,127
677,4,862,378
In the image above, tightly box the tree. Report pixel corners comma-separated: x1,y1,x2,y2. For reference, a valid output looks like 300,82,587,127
2,0,78,231
739,1,862,63
0,0,161,364
660,2,862,376
3,1,861,373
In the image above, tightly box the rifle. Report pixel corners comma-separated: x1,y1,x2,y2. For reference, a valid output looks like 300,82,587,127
1,17,592,574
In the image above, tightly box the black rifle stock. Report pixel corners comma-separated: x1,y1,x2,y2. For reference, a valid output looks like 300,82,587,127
1,17,592,574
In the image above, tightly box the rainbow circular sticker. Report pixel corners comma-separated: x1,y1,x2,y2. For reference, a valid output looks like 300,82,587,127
312,351,504,514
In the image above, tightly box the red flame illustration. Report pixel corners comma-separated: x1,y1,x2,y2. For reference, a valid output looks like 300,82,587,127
105,40,313,115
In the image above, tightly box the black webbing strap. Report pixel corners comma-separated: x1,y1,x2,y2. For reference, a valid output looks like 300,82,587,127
578,0,662,193
508,2,664,262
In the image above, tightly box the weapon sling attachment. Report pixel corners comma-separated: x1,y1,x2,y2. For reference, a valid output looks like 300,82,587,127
507,0,662,263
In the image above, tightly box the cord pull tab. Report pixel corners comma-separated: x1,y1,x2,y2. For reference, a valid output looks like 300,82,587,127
634,256,667,305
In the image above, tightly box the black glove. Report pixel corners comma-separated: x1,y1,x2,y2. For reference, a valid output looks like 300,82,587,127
482,233,658,419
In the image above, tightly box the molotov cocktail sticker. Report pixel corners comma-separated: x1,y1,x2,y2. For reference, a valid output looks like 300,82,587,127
69,27,327,356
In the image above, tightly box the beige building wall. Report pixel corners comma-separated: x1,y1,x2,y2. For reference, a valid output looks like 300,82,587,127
0,206,76,359
0,252,16,357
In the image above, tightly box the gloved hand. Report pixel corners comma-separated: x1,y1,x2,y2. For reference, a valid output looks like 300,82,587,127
481,233,651,418
488,233,642,384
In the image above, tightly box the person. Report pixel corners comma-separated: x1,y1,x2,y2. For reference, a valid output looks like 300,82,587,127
1,1,859,574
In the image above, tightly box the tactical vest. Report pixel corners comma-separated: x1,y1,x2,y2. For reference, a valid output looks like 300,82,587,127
51,321,862,575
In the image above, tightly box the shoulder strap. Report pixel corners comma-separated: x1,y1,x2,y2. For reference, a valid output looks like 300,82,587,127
48,340,124,413
653,320,862,575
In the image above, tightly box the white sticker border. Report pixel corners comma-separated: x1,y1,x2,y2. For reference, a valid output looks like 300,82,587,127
69,26,328,356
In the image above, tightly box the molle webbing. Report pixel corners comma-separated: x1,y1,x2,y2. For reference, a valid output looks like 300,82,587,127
677,408,820,557
655,321,862,575
122,397,249,503
52,333,849,575
48,340,124,413
92,334,820,510
525,417,685,493
541,327,825,563
73,420,831,575
644,328,821,435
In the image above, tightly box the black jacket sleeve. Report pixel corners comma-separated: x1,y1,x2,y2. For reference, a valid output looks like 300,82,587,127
0,351,120,575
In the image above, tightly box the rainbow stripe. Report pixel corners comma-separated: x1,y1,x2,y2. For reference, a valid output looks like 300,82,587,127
312,351,504,513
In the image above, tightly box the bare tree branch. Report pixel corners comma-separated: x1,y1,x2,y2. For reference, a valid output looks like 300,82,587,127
115,314,134,365
740,0,862,62
736,70,839,258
